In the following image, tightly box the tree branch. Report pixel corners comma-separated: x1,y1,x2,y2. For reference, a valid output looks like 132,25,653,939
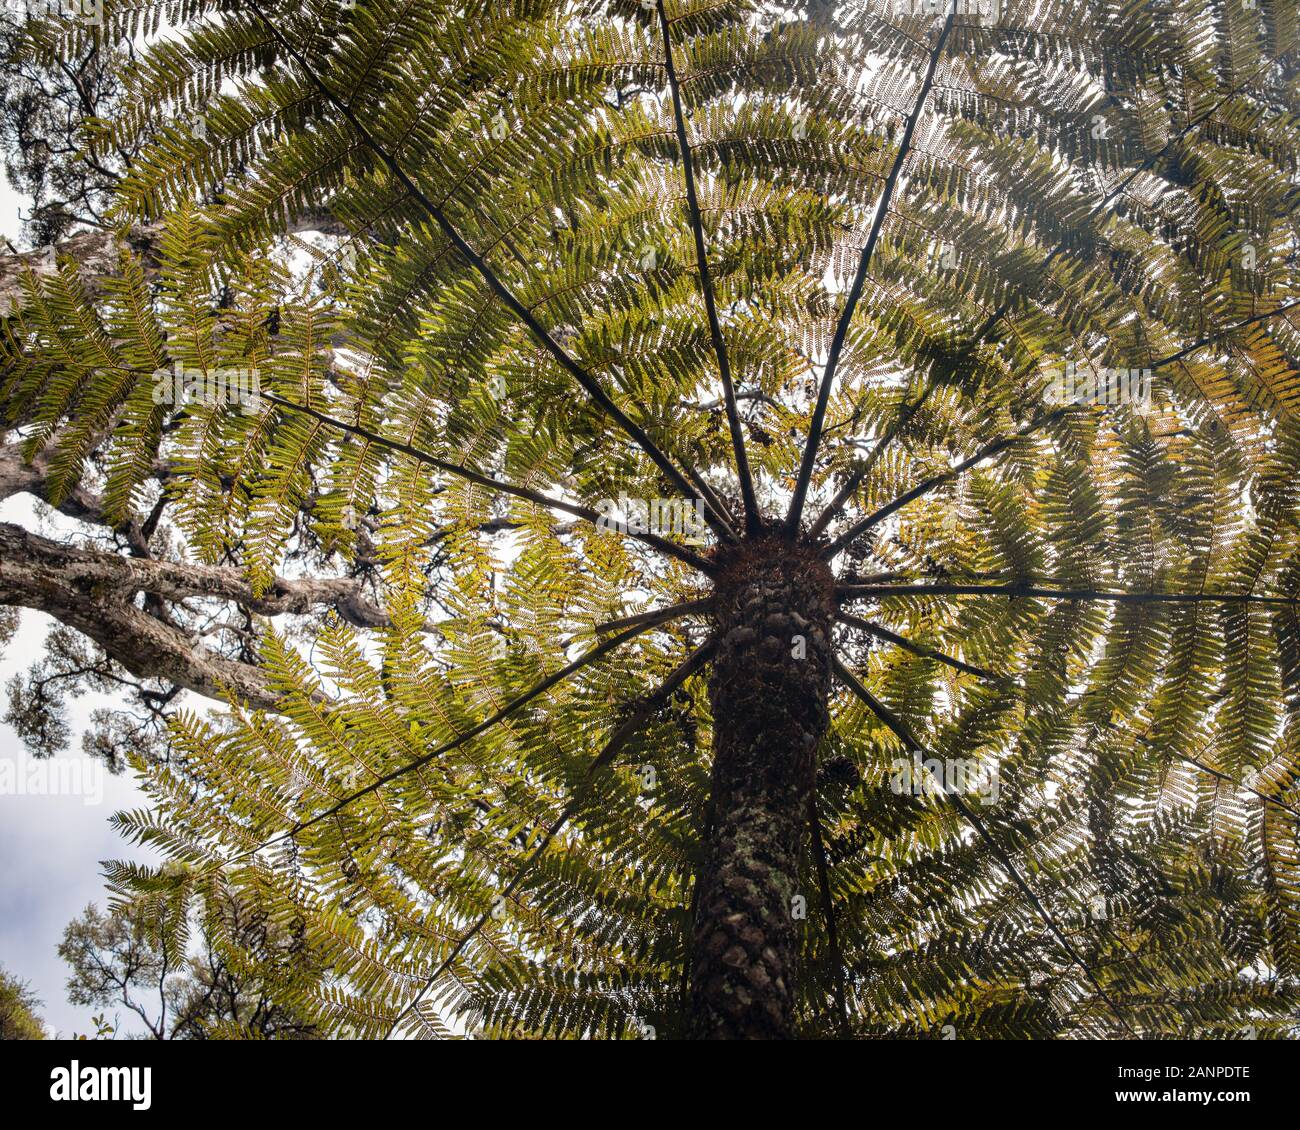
0,211,345,312
594,595,714,635
837,612,1008,683
822,408,1070,560
1144,298,1300,371
0,439,150,554
820,298,1300,560
0,520,390,628
283,612,709,841
836,582,1300,607
261,392,715,574
0,523,285,710
806,379,933,541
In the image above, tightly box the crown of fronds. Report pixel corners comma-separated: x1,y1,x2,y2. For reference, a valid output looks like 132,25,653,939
3,0,1300,1038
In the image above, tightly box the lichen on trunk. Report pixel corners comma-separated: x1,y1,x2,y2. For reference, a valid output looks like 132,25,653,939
689,536,835,1039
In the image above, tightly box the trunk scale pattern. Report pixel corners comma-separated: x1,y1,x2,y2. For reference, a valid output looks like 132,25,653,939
690,538,836,1039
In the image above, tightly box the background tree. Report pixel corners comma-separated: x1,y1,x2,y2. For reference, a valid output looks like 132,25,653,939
0,964,46,1040
0,6,132,246
59,883,325,1039
1,0,1299,1038
0,2,367,766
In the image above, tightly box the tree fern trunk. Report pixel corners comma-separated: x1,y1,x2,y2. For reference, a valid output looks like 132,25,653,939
689,542,835,1038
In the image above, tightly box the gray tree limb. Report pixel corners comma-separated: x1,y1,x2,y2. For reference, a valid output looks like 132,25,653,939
0,521,390,711
0,209,346,311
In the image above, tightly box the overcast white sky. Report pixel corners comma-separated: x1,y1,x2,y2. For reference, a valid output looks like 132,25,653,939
0,179,155,1038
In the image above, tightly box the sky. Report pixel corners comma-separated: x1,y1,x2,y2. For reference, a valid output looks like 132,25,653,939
0,179,155,1038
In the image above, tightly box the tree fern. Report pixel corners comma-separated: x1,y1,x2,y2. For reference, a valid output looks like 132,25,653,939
2,0,1299,1039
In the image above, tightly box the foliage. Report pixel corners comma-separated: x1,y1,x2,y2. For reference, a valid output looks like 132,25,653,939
0,8,139,244
0,964,46,1040
59,887,325,1039
2,0,1299,1037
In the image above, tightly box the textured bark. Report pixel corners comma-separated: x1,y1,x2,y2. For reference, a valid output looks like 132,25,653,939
0,211,345,312
0,441,152,551
0,522,389,628
0,542,280,709
0,522,390,709
689,538,835,1039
